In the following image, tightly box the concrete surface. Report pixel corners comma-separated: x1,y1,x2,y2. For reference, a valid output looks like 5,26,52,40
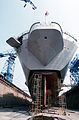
0,107,79,120
0,107,31,120
40,107,79,120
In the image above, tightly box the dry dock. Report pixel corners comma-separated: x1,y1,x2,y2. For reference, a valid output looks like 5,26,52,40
0,74,79,120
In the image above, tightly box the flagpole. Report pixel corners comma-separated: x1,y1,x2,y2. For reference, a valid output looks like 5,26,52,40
45,15,46,24
45,11,49,24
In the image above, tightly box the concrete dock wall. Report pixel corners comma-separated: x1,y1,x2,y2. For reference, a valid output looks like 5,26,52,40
0,74,32,107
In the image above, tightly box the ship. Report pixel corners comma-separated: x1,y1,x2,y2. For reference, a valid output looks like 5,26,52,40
6,22,77,107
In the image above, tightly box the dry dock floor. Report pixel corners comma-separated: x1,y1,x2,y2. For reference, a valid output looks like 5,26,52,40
0,107,79,120
0,107,31,120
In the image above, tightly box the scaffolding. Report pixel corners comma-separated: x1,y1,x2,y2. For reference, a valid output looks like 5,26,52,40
31,74,42,113
54,78,67,109
30,73,67,114
53,78,61,106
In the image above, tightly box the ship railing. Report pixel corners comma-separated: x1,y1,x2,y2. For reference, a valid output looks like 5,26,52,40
29,22,63,35
63,32,77,42
51,22,63,34
29,22,40,34
16,30,29,40
15,22,41,40
14,22,77,43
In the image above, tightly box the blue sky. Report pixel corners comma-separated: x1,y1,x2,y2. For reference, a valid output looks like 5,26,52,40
0,0,79,94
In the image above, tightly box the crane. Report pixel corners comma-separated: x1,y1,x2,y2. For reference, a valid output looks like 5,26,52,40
69,54,79,87
0,50,17,83
21,0,37,10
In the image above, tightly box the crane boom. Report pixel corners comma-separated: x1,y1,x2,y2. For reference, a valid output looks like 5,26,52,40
0,50,17,83
69,54,79,87
21,0,37,10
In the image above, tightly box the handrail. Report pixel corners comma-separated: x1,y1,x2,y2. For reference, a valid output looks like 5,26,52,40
16,22,40,39
29,22,40,33
51,22,63,34
16,22,77,43
64,32,77,42
17,22,63,38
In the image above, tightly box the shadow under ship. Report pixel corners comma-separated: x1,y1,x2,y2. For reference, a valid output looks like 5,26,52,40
6,22,77,106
